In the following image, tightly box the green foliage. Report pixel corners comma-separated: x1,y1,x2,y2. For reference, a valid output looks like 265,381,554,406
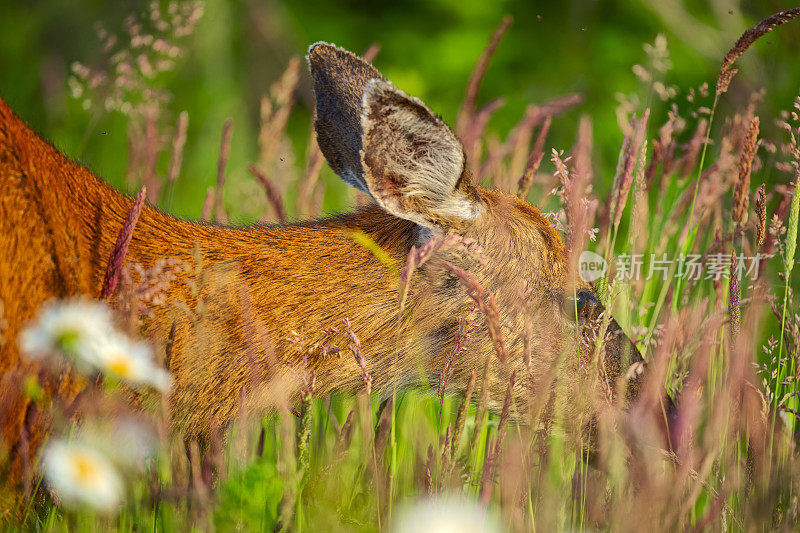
214,459,284,532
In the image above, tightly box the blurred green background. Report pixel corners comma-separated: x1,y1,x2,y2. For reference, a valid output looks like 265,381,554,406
0,0,798,221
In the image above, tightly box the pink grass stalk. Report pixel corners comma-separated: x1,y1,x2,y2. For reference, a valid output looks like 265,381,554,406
214,118,232,224
437,316,474,402
495,370,516,453
373,397,393,464
517,116,552,199
334,409,356,459
478,372,515,506
168,111,188,184
295,135,325,217
455,15,513,138
756,183,767,248
423,444,434,495
200,187,214,222
442,262,507,363
258,57,300,171
247,163,288,223
613,109,650,229
141,106,161,203
479,435,497,505
362,43,381,63
675,119,708,178
733,116,760,224
440,422,452,479
729,252,741,340
462,97,506,169
164,321,176,370
451,370,477,462
399,235,483,315
523,94,584,124
100,185,146,299
343,318,372,395
717,8,800,95
503,94,584,186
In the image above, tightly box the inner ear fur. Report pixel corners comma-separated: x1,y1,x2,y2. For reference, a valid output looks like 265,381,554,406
360,79,482,229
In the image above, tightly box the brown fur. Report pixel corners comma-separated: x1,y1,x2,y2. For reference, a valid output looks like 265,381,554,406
0,43,648,501
308,42,384,193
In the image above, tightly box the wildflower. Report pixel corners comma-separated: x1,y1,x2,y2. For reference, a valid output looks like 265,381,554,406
20,298,170,392
393,497,500,533
42,440,123,512
91,334,171,392
19,300,113,368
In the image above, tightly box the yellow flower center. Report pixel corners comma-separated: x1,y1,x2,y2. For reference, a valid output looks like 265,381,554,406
70,451,101,488
107,352,135,379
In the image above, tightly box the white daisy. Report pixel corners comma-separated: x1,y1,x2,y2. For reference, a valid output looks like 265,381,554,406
19,298,171,392
19,299,114,369
90,334,171,392
42,440,123,512
393,497,501,533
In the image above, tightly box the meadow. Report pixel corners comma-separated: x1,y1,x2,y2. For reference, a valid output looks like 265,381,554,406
3,2,800,531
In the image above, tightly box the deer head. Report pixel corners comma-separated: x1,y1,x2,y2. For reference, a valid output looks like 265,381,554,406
307,42,649,435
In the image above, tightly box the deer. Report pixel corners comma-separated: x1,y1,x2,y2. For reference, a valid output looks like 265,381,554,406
0,42,671,498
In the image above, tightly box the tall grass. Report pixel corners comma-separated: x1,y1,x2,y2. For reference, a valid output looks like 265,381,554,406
8,7,800,532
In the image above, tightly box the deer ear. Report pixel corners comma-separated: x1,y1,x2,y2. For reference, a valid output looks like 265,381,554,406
307,42,384,195
360,80,482,228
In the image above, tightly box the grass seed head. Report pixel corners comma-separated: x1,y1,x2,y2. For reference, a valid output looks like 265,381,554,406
733,116,760,224
717,8,800,95
756,183,767,247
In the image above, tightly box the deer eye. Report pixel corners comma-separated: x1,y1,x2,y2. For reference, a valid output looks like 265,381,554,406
563,290,600,321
